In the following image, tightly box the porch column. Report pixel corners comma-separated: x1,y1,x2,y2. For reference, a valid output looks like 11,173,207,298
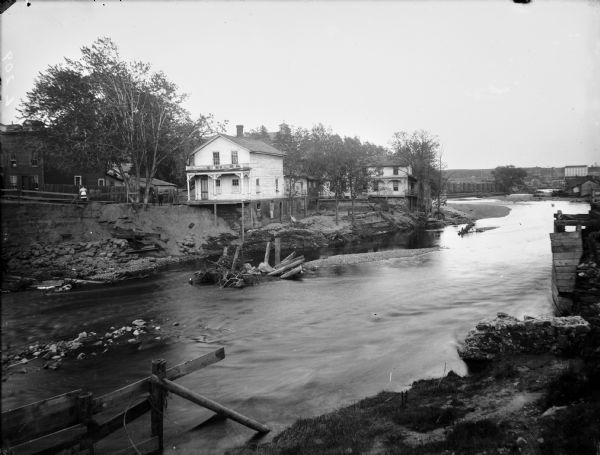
186,174,191,201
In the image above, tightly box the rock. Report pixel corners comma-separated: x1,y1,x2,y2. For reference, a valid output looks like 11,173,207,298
458,314,590,361
541,405,567,417
76,353,86,360
132,319,146,327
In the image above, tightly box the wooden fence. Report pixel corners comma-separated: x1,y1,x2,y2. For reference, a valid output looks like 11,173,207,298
1,347,270,454
1,187,182,204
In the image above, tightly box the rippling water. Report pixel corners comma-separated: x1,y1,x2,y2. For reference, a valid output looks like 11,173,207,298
1,199,589,453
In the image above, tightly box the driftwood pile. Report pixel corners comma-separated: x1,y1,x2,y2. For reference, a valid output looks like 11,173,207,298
191,241,305,289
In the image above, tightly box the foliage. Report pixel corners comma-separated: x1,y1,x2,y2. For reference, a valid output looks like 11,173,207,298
390,130,441,213
492,165,528,193
19,37,219,201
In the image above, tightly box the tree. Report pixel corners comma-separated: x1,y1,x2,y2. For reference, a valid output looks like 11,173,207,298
492,165,527,193
344,136,372,224
19,37,217,203
390,130,441,214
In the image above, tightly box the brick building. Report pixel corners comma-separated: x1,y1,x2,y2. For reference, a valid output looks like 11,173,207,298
0,121,46,190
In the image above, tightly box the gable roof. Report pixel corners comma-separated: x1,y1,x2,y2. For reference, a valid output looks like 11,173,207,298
195,134,285,157
368,157,410,168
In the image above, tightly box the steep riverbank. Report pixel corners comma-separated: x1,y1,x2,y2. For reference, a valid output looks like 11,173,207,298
1,200,430,291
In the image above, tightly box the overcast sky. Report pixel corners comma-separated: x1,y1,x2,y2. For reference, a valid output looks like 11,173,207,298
1,0,599,169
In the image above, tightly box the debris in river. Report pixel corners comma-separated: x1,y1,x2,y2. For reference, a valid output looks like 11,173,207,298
190,243,305,288
458,222,475,237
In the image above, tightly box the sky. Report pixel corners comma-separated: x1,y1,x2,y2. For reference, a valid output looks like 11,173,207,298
1,0,599,169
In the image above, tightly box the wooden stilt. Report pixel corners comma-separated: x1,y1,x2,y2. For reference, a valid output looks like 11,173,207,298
150,359,166,453
150,376,270,434
274,237,281,266
214,203,217,226
241,202,245,243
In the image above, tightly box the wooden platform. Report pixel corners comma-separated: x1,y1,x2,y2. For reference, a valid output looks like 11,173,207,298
549,231,583,315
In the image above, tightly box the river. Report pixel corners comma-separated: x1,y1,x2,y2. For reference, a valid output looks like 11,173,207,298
0,199,589,453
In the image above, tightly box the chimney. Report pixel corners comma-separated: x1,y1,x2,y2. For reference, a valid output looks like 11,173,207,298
236,125,244,137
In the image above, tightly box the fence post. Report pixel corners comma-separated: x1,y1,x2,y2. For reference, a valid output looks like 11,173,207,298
151,359,167,454
77,392,94,454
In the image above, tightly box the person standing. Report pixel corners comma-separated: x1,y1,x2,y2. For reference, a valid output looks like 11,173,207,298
79,185,88,202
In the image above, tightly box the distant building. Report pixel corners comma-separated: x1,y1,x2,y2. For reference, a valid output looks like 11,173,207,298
0,121,46,190
564,165,588,178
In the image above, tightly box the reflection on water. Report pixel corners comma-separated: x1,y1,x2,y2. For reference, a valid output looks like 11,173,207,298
1,200,589,454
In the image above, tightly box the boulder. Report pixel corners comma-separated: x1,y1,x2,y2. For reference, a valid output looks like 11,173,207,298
458,313,591,361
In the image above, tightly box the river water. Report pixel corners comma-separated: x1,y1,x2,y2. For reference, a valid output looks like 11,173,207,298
1,199,589,453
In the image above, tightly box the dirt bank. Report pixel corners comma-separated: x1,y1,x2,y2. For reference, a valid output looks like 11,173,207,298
1,200,422,290
445,202,511,221
304,247,438,268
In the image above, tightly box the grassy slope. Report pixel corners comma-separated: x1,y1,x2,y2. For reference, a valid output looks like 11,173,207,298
228,355,600,455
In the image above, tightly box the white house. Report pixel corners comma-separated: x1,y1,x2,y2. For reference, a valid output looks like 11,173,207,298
367,160,416,198
185,125,285,202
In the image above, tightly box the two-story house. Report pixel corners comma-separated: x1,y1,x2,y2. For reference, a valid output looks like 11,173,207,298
185,125,285,203
0,121,46,190
367,159,416,198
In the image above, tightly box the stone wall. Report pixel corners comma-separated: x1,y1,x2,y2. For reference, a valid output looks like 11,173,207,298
458,312,591,361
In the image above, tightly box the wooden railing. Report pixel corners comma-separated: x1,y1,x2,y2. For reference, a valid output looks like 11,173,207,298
1,347,269,454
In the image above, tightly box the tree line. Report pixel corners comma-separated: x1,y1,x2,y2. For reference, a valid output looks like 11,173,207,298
20,38,445,210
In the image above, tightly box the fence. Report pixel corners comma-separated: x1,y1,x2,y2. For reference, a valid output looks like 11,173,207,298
1,347,269,454
1,186,182,204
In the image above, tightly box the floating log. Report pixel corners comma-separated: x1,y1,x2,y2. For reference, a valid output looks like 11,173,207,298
280,265,303,280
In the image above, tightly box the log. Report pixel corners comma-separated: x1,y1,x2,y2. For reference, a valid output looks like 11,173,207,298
280,265,303,280
274,237,281,265
267,258,305,276
279,251,296,265
264,241,271,265
231,245,241,272
150,376,270,433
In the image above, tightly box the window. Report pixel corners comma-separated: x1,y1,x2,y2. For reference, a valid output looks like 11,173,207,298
74,175,82,186
393,180,399,191
10,154,17,167
213,152,220,166
256,178,260,193
31,153,39,167
373,181,379,191
299,181,304,193
393,167,399,176
256,202,261,210
275,178,279,193
9,175,18,189
33,175,39,190
98,178,105,186
231,151,238,165
215,179,221,194
232,178,240,193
